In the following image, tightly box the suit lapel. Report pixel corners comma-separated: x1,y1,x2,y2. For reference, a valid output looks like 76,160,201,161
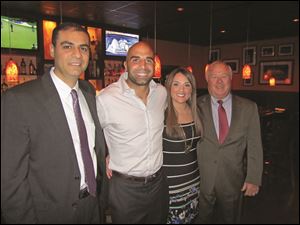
79,83,99,129
225,95,241,143
199,95,219,144
40,74,80,174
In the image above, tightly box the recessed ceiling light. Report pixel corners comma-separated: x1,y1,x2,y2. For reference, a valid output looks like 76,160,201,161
292,18,299,22
177,7,184,12
220,29,226,33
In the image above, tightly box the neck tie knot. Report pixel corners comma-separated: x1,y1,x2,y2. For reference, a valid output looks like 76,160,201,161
71,89,78,99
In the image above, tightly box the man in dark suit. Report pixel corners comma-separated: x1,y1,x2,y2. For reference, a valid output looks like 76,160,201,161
196,61,263,224
1,23,107,223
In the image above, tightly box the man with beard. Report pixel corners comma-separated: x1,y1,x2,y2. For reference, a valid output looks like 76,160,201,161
96,41,168,223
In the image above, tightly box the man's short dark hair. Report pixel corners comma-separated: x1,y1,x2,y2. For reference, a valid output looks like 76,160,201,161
52,22,90,46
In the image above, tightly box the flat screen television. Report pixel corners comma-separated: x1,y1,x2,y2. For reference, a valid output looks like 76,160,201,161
105,30,139,57
1,16,38,50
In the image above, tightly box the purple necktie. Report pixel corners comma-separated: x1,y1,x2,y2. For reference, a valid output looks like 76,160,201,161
71,89,96,196
218,100,229,144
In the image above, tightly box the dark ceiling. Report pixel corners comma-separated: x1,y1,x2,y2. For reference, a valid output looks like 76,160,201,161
1,1,299,46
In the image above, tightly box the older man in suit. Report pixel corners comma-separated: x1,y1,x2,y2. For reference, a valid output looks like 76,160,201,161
196,61,263,224
1,23,107,224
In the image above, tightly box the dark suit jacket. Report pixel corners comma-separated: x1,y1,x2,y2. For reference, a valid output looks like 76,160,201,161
1,73,107,223
197,94,263,195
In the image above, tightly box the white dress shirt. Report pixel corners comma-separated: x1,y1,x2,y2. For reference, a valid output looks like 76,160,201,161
50,67,97,189
96,72,167,177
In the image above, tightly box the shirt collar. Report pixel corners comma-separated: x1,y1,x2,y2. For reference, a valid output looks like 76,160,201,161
211,93,232,106
50,67,79,99
118,72,158,96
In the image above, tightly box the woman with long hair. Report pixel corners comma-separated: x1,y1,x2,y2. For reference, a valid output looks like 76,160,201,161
163,67,203,224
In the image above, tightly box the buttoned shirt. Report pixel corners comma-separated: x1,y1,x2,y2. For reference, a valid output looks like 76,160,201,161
50,67,97,189
96,72,167,176
211,93,232,139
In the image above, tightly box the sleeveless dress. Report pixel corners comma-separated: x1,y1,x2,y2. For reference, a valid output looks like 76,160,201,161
163,122,201,224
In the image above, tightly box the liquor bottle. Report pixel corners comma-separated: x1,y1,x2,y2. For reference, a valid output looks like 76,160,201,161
96,60,100,78
92,57,97,78
1,80,9,93
88,58,94,78
20,58,26,75
93,53,100,78
29,60,35,75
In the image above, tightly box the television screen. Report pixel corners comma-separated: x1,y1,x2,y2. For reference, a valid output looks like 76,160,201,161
1,16,38,50
105,30,139,57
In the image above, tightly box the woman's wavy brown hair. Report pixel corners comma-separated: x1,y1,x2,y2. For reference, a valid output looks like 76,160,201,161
165,67,203,139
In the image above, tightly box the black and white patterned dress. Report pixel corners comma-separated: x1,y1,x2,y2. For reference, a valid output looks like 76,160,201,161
163,122,201,224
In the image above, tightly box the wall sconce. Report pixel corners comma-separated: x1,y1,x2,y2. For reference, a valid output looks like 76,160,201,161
43,20,57,60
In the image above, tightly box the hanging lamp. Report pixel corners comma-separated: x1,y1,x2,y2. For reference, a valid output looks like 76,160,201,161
205,2,213,73
154,55,161,78
242,8,252,80
186,23,193,73
153,1,161,79
186,66,193,73
242,64,251,79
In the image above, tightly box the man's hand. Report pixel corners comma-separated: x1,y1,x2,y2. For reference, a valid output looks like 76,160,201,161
106,155,112,179
241,182,259,196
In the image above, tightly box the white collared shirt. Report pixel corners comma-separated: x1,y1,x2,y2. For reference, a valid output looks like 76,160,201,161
96,72,167,177
50,67,97,189
210,93,232,139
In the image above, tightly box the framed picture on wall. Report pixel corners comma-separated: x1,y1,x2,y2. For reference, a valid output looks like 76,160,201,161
259,61,293,85
261,46,275,57
278,44,293,56
223,59,239,73
209,49,220,62
104,60,125,87
243,46,256,65
243,77,254,86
